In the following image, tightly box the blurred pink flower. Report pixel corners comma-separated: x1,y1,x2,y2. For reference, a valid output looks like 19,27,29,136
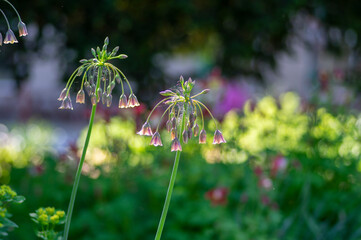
214,82,250,117
258,177,273,190
271,155,288,176
254,166,263,177
205,187,228,206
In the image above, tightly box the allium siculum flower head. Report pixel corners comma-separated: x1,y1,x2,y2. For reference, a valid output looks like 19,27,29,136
166,119,172,132
57,37,139,110
137,122,153,136
59,96,73,110
4,29,18,44
193,123,199,137
138,75,225,151
170,127,177,140
199,129,207,144
150,132,163,146
18,21,28,37
182,129,189,144
118,94,128,108
76,89,85,104
213,130,226,144
58,88,67,101
106,94,112,107
127,93,140,108
187,125,192,140
171,137,182,152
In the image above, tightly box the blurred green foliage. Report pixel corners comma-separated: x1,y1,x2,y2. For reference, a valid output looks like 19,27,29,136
2,92,361,239
0,185,25,238
0,122,55,183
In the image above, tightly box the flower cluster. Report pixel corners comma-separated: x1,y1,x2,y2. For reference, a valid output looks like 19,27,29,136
0,185,25,236
0,0,28,45
137,76,226,151
30,207,66,240
58,37,139,110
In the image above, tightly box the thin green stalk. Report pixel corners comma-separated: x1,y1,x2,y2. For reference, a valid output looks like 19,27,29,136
3,0,22,21
0,9,10,29
154,150,181,240
154,105,186,240
63,66,102,240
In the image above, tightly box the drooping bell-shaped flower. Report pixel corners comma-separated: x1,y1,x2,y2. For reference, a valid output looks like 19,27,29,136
91,94,97,105
115,74,121,84
150,132,163,146
182,129,189,144
171,137,182,152
4,29,18,44
84,82,92,96
199,129,207,144
170,127,177,140
106,94,112,107
97,88,102,102
118,94,128,108
127,93,140,108
213,130,226,144
76,89,85,104
171,117,177,128
193,123,199,137
137,122,153,136
189,113,196,127
166,119,172,132
58,88,67,101
59,96,73,110
18,21,28,37
102,91,107,105
187,125,192,140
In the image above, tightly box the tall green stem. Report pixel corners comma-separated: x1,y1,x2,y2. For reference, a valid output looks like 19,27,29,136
154,150,181,240
154,105,187,240
63,66,102,240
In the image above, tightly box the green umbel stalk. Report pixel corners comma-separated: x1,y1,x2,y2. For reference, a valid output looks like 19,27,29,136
154,105,187,240
63,66,103,240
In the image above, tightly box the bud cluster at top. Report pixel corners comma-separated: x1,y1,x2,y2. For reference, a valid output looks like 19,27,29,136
58,37,140,110
137,76,226,152
0,0,28,46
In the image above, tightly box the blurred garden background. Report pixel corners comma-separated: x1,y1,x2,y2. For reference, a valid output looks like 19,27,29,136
2,0,361,239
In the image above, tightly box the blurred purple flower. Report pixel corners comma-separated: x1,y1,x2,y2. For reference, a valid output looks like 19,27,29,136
214,82,250,117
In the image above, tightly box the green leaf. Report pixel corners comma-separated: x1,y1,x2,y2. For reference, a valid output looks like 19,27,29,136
3,218,18,228
13,196,25,204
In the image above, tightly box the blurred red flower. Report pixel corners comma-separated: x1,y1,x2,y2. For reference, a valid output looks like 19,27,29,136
205,187,229,206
